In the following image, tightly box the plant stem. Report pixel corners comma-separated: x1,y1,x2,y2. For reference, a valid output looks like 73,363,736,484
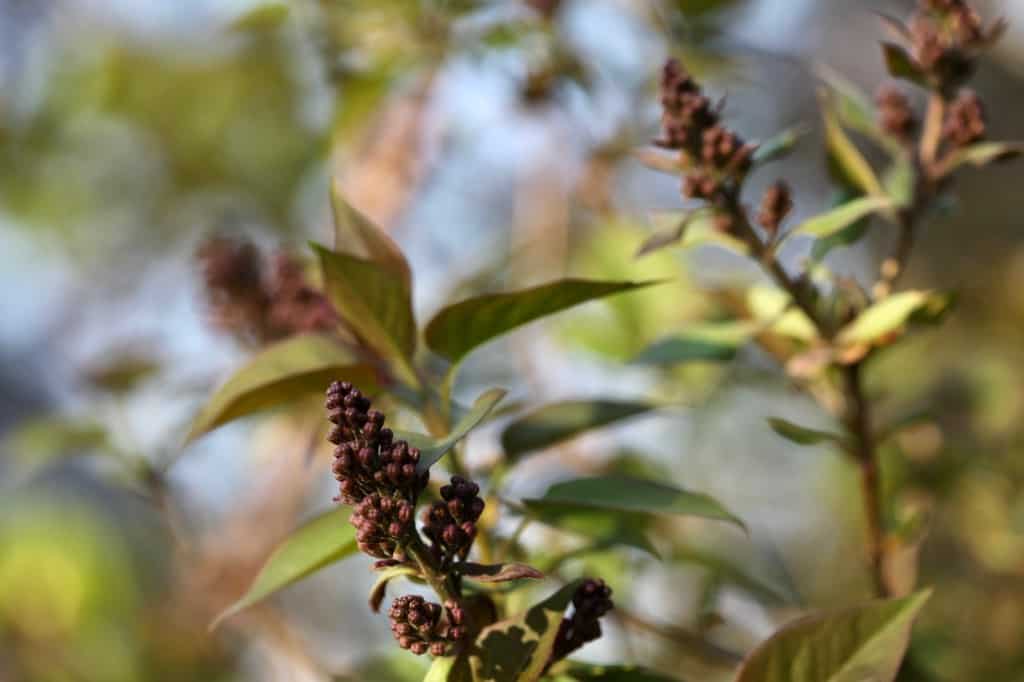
406,536,461,605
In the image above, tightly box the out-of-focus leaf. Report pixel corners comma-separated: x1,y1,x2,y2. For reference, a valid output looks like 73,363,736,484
525,503,659,557
314,243,417,379
458,562,544,583
809,189,872,260
673,546,796,605
524,476,745,530
941,141,1024,173
636,211,702,257
369,566,420,613
883,153,916,207
633,148,683,175
815,66,877,135
469,580,582,682
424,655,473,682
633,321,756,366
746,287,818,342
734,591,931,682
820,89,885,197
636,210,734,257
875,12,912,41
3,417,110,485
330,183,412,290
836,291,934,346
230,2,289,32
548,662,683,681
424,279,661,365
785,196,892,242
767,418,846,447
501,400,658,461
185,334,374,444
752,126,807,166
211,510,357,629
82,354,160,394
401,388,506,474
881,43,928,88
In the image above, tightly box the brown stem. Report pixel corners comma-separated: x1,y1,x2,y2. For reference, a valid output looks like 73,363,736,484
406,536,462,607
841,362,889,597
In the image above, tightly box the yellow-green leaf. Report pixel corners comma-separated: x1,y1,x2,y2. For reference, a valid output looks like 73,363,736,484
786,196,892,242
185,334,374,444
330,183,412,290
734,591,931,682
399,388,506,474
836,291,931,346
820,89,884,198
211,509,357,629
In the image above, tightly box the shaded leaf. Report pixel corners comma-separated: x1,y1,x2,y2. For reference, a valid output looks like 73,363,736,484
501,400,658,460
82,353,160,394
525,476,744,530
767,418,846,447
402,388,506,474
820,89,885,197
548,662,683,681
314,243,418,377
752,126,807,166
470,580,582,682
425,656,474,682
734,591,931,682
185,334,373,444
330,183,412,290
633,322,755,366
425,279,661,365
881,43,928,88
211,510,357,629
458,562,544,583
673,546,797,606
525,502,659,557
836,291,933,346
785,196,892,242
369,566,420,613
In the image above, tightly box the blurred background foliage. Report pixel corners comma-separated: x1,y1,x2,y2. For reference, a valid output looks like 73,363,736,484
1,0,1024,681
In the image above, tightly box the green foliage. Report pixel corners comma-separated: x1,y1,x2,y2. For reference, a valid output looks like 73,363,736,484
400,388,507,473
784,196,892,242
766,418,846,448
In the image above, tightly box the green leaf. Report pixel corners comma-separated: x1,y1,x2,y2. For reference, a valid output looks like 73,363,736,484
230,2,289,32
815,66,877,136
809,189,872,261
185,334,374,444
941,141,1024,173
425,656,473,682
785,196,892,243
470,580,582,682
819,89,885,197
524,476,744,530
525,502,659,557
424,279,661,364
636,211,741,258
767,418,846,447
458,562,545,583
400,388,506,474
210,509,357,629
752,126,807,166
633,148,684,175
548,662,683,681
734,591,931,682
330,183,412,291
883,154,916,208
880,43,928,88
836,291,933,346
369,566,420,613
636,211,703,257
313,243,418,378
501,400,658,460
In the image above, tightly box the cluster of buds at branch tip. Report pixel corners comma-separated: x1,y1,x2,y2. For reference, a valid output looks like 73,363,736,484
423,476,486,568
757,181,793,236
875,85,917,141
388,596,467,657
943,90,985,147
657,59,756,207
547,579,614,668
196,236,337,345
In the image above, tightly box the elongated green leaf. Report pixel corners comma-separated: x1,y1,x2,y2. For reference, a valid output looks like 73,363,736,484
767,418,846,447
752,126,807,166
458,562,544,583
883,154,915,208
525,502,659,556
501,400,658,460
881,43,928,88
425,279,661,364
549,662,683,681
185,334,374,444
330,183,412,290
231,2,289,31
788,196,892,243
734,591,931,682
425,656,474,682
836,291,931,346
314,243,417,375
820,90,884,197
524,476,744,530
815,66,876,135
633,148,684,175
634,336,737,365
211,510,357,629
470,580,582,682
369,566,420,613
400,388,506,474
941,141,1024,173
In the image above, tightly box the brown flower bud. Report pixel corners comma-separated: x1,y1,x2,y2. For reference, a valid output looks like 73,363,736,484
757,181,793,235
943,89,985,147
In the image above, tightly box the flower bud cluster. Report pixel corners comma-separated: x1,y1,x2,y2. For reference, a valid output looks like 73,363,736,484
388,596,467,657
549,579,614,665
658,59,756,204
908,0,1002,92
423,476,486,567
875,85,917,141
196,236,336,344
943,89,985,147
757,181,793,236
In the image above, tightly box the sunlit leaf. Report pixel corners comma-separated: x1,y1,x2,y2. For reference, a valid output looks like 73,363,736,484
941,141,1024,173
815,66,877,136
883,154,915,208
746,287,818,342
752,126,807,166
425,279,661,364
633,148,683,175
458,562,545,583
211,509,357,629
836,291,933,346
400,388,506,474
784,196,892,243
524,476,744,530
767,418,846,447
185,334,374,444
819,89,885,198
501,400,659,461
734,591,931,682
331,182,412,290
314,243,417,379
